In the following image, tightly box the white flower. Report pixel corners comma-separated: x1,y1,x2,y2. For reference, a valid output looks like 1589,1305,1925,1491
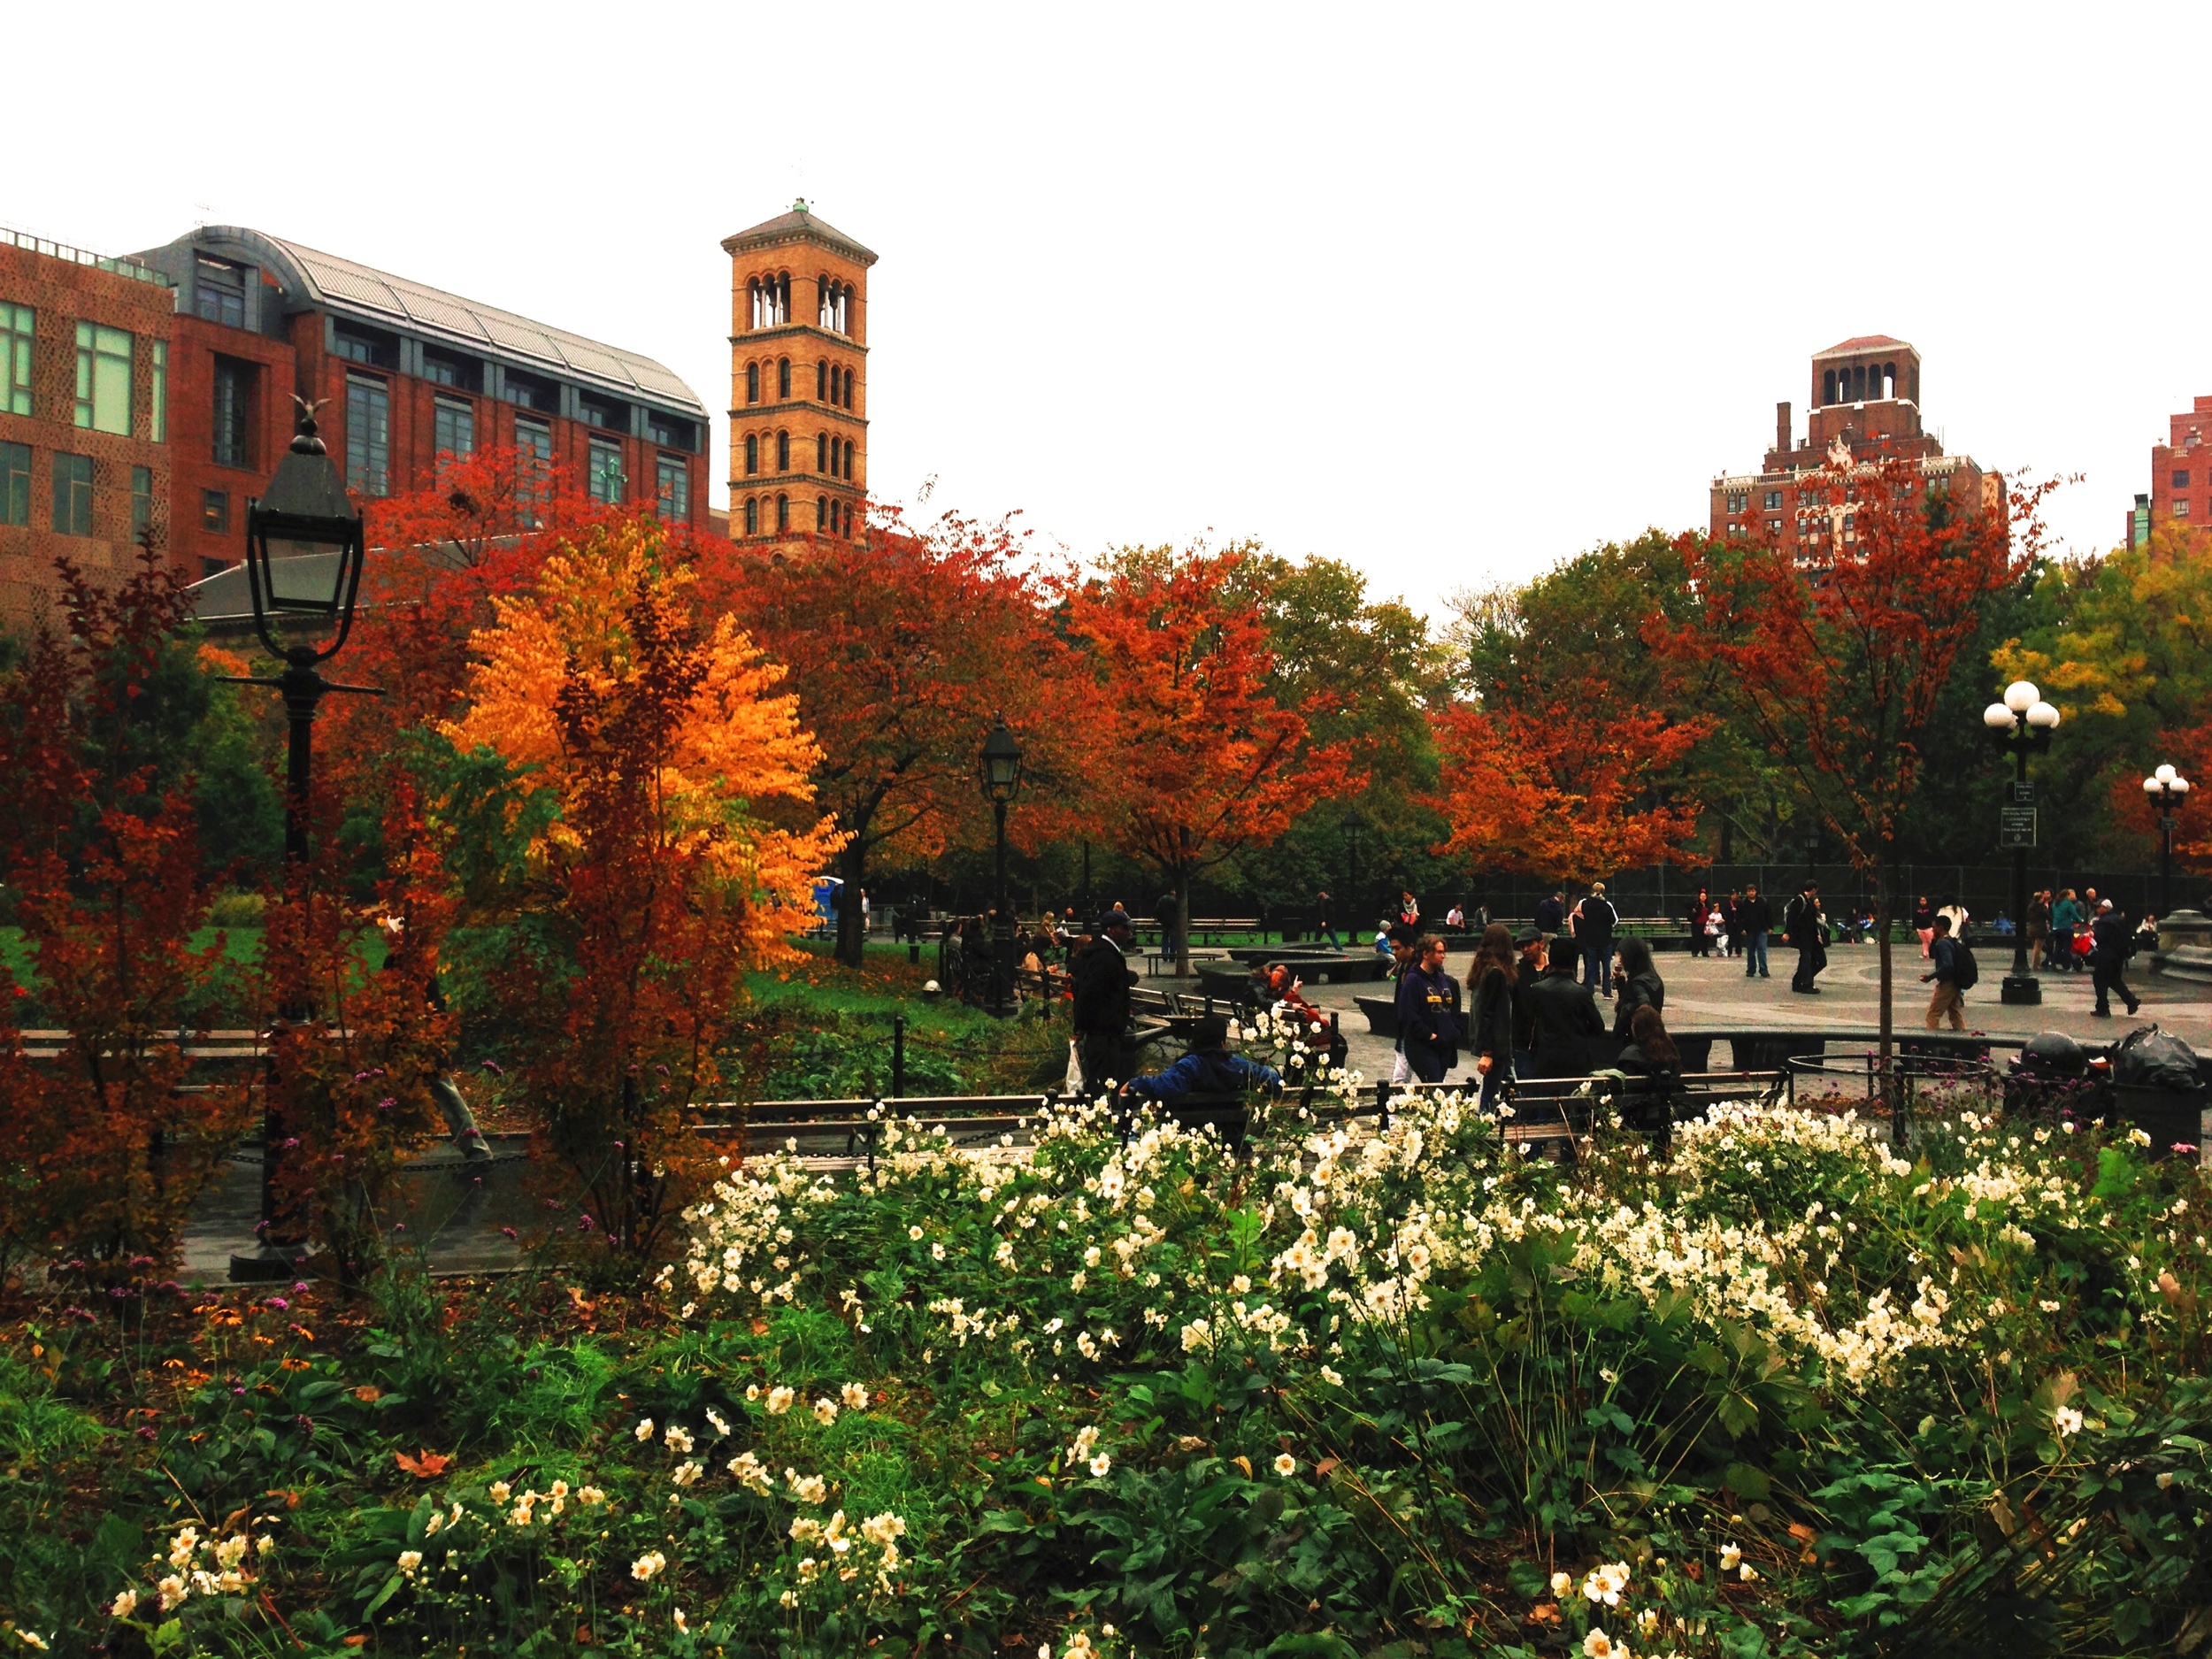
1549,1571,1572,1596
631,1550,667,1581
488,1480,511,1503
664,1424,695,1454
1740,1561,1760,1581
841,1381,869,1409
932,1242,946,1260
579,1486,607,1506
1719,1542,1742,1571
766,1386,795,1415
2054,1404,2085,1436
672,1460,703,1487
705,1409,729,1438
110,1589,137,1619
674,1609,689,1633
1319,1365,1345,1387
1274,1454,1297,1477
396,1549,423,1575
910,1225,924,1240
812,1397,840,1425
787,1470,828,1504
156,1576,186,1612
1089,1453,1112,1477
1582,1629,1619,1658
634,1417,655,1442
17,1634,47,1652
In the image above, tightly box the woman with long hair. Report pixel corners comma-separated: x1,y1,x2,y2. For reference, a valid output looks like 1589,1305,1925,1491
1468,921,1518,1111
1618,1002,1685,1145
1610,936,1665,1041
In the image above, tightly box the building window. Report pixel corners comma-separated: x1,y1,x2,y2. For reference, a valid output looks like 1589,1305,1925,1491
743,496,758,535
195,256,246,328
818,277,851,334
776,492,789,533
514,415,552,466
131,465,152,541
0,303,30,417
776,430,789,472
744,433,759,476
816,432,827,472
52,452,93,536
656,453,689,520
778,358,791,400
434,396,474,460
816,360,827,402
212,358,251,468
0,441,27,526
588,436,623,503
201,557,227,579
843,439,855,480
1724,490,1747,514
2176,499,2193,518
2176,470,2192,490
842,367,854,408
75,322,133,435
151,339,166,443
816,495,826,530
579,398,617,429
345,374,390,497
746,362,760,403
647,412,692,449
334,326,392,366
749,273,791,329
423,352,478,391
1763,489,1783,511
203,489,229,533
503,373,551,411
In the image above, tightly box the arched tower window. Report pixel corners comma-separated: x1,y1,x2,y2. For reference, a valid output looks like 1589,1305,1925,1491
776,430,790,472
777,358,790,400
776,493,789,533
818,278,850,334
743,434,758,476
1823,369,1837,405
746,362,760,403
749,275,791,330
816,495,827,530
743,496,758,535
816,360,827,401
843,439,855,480
1882,361,1896,399
842,366,854,408
816,432,828,472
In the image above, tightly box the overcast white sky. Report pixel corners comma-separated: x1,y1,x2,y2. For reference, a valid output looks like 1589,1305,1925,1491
16,2,2209,612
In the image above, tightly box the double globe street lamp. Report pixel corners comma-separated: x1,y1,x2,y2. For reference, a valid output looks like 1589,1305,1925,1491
2143,764,2193,919
1982,680,2061,1005
979,717,1025,1017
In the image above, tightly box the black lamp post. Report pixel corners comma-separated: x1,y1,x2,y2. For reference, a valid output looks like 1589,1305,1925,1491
2142,764,2193,919
979,717,1025,1017
225,398,381,1281
1981,679,2060,1006
1340,815,1361,932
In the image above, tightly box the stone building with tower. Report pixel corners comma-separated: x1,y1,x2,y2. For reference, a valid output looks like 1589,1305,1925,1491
721,202,874,542
1709,335,2001,563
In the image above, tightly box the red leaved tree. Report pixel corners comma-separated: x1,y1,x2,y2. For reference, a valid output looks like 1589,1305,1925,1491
0,544,251,1284
1427,683,1709,883
1653,455,2054,1107
703,508,1064,966
1059,546,1360,974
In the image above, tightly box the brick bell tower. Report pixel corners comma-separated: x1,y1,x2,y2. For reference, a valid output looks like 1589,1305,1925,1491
721,200,876,541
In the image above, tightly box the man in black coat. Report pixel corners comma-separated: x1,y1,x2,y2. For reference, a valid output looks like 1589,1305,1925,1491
1393,933,1461,1084
1523,933,1608,1078
1736,884,1773,979
1786,883,1828,994
2090,898,2142,1018
1071,910,1141,1094
1534,890,1565,934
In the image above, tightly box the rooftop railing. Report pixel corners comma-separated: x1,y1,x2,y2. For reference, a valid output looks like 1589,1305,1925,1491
0,223,173,288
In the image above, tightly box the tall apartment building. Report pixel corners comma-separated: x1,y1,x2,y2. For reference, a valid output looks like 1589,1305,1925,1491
721,202,874,541
2131,393,2212,549
132,227,710,578
1709,335,2001,561
0,227,174,622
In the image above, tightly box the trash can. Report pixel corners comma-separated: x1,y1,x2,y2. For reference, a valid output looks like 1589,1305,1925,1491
2108,1026,2206,1160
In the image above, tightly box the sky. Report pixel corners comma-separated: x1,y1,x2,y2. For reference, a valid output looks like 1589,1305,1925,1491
16,1,2211,615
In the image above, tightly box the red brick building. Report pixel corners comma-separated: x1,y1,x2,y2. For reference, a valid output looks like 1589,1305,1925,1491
132,227,710,579
1709,335,2001,562
0,226,174,623
2132,394,2212,549
721,203,873,541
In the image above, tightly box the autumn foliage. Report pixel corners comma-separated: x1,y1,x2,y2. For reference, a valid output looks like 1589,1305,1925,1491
441,516,839,1257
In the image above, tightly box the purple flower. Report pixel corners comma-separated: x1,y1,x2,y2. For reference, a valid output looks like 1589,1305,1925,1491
232,1386,246,1395
354,1071,373,1083
135,1425,157,1440
293,1281,310,1293
377,1097,396,1112
501,1227,518,1239
481,1059,505,1078
392,1224,405,1233
280,1138,300,1150
265,1297,288,1310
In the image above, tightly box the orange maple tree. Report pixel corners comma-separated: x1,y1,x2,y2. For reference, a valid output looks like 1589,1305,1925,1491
1653,452,2054,1094
1059,547,1359,973
703,507,1063,965
442,515,839,1256
1427,683,1708,884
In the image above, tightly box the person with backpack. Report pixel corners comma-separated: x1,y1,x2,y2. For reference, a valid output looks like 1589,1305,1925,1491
1921,912,1976,1030
2090,897,2142,1018
1122,1014,1281,1103
1393,933,1462,1084
1573,882,1618,996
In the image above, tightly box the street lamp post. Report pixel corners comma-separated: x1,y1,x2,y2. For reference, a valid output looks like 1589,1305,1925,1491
1340,816,1361,934
2142,764,2193,919
1982,679,2061,1006
979,717,1025,1018
224,398,381,1281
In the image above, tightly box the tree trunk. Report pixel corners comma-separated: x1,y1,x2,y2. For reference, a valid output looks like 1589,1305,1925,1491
1175,872,1192,978
836,841,869,968
1876,861,1901,1148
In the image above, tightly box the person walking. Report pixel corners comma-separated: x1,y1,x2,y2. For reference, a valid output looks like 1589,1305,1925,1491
1937,895,1970,942
2027,888,2051,972
1722,889,1742,957
1737,884,1773,979
1911,895,1936,958
2090,898,2142,1018
1071,909,1140,1094
1611,937,1666,1038
1315,888,1340,950
1393,933,1461,1084
1524,933,1607,1079
1922,913,1968,1030
1686,887,1711,958
1575,882,1618,996
1466,923,1519,1112
1786,882,1829,993
2051,888,2083,972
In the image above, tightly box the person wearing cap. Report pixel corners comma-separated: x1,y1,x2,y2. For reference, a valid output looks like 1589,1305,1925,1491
1122,1013,1281,1103
1071,909,1140,1094
2090,897,2142,1018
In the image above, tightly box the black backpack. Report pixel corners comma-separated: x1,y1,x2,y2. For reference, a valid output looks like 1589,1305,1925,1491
1952,940,1979,991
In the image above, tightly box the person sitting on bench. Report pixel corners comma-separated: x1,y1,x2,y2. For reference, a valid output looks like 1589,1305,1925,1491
1122,1014,1282,1102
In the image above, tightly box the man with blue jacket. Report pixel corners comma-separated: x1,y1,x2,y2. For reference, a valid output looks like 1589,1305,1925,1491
1123,1014,1281,1102
1394,933,1462,1084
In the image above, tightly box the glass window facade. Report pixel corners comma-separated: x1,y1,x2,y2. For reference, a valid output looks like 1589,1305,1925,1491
131,465,153,541
151,339,166,443
345,374,390,497
212,359,250,468
52,452,94,535
656,454,689,520
434,397,474,460
588,437,623,503
0,304,30,417
0,441,28,526
75,322,133,435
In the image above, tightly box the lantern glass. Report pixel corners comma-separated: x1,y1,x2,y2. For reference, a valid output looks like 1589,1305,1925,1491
2025,701,2060,729
2147,776,2164,795
2004,680,2039,713
2177,778,2193,795
1983,703,2015,729
2158,764,2178,782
